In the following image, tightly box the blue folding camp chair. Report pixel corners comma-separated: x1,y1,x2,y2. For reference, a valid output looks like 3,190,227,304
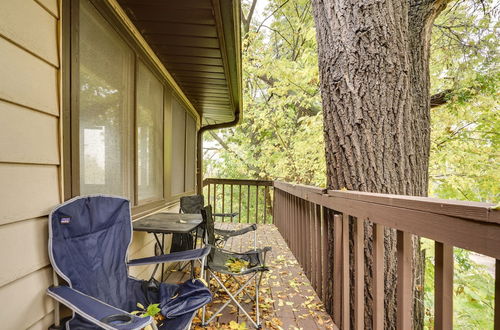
46,195,212,330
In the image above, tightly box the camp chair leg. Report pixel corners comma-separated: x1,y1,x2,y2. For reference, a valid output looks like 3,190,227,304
255,272,260,327
151,321,159,330
202,268,207,325
52,271,60,327
230,275,256,303
204,270,259,328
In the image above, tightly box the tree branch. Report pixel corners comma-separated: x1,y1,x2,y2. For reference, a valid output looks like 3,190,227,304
430,89,453,108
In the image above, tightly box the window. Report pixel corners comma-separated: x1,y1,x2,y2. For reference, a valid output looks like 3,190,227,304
171,99,197,196
66,0,199,211
185,114,197,192
136,61,164,202
171,98,186,196
78,0,133,197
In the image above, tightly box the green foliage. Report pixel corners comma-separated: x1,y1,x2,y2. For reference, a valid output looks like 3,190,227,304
204,0,326,186
133,302,161,318
422,240,495,329
429,0,499,203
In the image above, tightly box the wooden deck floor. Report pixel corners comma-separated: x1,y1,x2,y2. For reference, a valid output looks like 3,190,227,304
165,223,335,329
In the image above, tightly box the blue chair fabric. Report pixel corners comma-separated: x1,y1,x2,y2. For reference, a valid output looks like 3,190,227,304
48,195,211,329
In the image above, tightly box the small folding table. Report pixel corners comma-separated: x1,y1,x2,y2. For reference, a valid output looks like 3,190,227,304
132,213,203,281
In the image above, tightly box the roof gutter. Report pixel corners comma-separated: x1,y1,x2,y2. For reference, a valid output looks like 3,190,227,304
196,110,241,194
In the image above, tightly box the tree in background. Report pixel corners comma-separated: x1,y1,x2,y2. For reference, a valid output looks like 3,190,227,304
204,0,326,186
311,0,454,327
429,1,499,203
205,0,498,328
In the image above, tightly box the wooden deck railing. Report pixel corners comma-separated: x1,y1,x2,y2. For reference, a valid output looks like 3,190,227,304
272,180,500,330
202,178,274,224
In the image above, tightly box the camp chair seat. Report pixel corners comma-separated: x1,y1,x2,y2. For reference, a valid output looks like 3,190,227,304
207,246,270,275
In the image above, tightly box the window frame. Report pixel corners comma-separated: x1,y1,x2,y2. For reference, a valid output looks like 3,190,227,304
62,0,199,217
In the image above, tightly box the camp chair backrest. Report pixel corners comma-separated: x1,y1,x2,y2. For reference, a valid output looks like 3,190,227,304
201,205,216,246
49,196,132,310
180,195,204,214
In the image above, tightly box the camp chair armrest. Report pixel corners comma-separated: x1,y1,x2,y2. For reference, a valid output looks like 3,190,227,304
47,286,152,330
212,212,239,218
128,246,211,267
214,224,257,238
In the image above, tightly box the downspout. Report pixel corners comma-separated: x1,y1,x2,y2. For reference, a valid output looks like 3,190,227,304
196,109,240,194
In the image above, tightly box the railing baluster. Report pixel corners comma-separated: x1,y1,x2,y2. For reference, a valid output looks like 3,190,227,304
321,206,328,305
495,259,500,330
247,185,250,223
435,241,453,330
255,185,259,224
230,184,233,222
354,217,364,329
222,184,225,221
315,204,321,293
305,200,310,279
213,184,217,213
310,202,315,286
397,230,412,330
238,184,242,223
264,186,268,224
342,213,350,330
301,199,307,271
333,214,342,325
373,222,385,330
207,183,211,206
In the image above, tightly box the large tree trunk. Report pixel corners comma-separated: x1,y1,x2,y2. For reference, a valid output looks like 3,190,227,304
311,0,449,329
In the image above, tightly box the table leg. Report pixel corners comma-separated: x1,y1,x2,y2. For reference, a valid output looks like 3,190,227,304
161,234,165,281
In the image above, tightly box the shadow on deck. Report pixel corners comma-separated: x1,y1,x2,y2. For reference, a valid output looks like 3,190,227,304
165,223,335,329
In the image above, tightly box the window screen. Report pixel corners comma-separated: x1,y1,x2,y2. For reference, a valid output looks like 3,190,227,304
171,98,186,195
79,1,133,196
185,114,197,192
137,61,164,202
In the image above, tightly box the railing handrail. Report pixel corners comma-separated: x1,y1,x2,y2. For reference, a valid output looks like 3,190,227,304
273,180,500,259
273,181,499,223
203,178,273,186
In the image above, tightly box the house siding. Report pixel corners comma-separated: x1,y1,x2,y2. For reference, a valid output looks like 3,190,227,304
0,2,185,328
0,0,61,328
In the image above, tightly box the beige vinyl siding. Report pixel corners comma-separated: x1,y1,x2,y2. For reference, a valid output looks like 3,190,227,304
0,217,49,287
0,35,59,116
0,100,59,165
0,163,60,225
34,0,59,19
0,1,194,329
0,266,54,329
27,312,55,330
0,1,61,328
0,0,58,66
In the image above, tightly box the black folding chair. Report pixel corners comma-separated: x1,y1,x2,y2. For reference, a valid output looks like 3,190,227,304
201,205,271,329
180,195,258,248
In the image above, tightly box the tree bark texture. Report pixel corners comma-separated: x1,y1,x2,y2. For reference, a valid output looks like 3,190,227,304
311,0,449,329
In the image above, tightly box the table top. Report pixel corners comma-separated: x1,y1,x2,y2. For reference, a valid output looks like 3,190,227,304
132,213,202,234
